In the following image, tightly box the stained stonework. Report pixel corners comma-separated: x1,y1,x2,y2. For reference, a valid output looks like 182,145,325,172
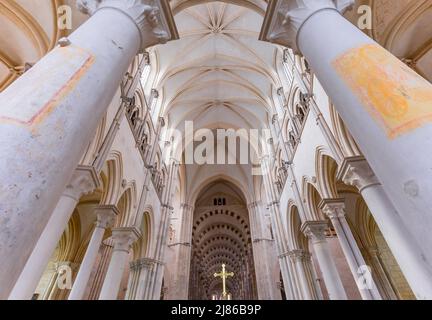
1,0,431,301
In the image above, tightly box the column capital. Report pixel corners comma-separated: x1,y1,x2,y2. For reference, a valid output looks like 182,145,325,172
77,0,178,52
247,201,260,210
319,198,346,219
64,165,100,201
180,203,194,211
337,156,380,192
94,205,120,229
130,257,157,270
259,0,355,53
301,220,328,242
111,226,141,252
289,249,312,262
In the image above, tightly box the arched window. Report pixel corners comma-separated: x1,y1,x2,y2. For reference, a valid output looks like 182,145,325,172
214,198,226,206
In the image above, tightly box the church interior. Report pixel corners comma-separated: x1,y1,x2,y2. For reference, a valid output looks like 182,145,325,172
1,0,432,300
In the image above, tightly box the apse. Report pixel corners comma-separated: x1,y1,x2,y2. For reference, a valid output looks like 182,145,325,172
189,180,257,300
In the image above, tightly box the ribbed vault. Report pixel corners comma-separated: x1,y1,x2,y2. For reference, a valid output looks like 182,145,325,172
154,0,279,139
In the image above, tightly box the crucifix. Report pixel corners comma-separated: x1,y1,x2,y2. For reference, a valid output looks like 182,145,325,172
214,264,234,298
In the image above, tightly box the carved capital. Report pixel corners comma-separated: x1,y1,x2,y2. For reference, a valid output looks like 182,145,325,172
319,198,346,220
64,165,100,201
181,203,194,211
260,0,355,53
337,156,380,192
247,201,259,210
301,220,328,243
130,257,156,270
94,205,119,229
111,226,141,252
77,0,178,51
289,249,311,262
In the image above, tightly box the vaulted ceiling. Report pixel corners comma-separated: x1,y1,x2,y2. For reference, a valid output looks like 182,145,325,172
156,1,278,134
153,1,280,202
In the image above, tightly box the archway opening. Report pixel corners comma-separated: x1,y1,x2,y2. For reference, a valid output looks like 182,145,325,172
188,179,257,300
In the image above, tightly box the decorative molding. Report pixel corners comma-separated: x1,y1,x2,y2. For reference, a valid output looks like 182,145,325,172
319,198,346,219
301,220,328,242
111,226,141,252
181,203,194,211
130,257,162,270
289,249,312,262
64,165,100,200
259,0,355,53
337,156,380,192
77,0,179,51
94,205,120,229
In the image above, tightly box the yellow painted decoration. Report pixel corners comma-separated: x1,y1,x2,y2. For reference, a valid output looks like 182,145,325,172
0,45,94,127
333,44,432,139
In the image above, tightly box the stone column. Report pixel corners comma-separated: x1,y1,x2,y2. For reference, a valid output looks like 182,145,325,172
367,246,399,300
147,160,179,299
338,156,432,299
260,156,295,299
99,227,141,300
126,258,152,300
302,221,347,300
169,203,194,300
260,0,432,288
320,198,381,300
47,261,81,300
69,205,119,300
289,249,316,300
130,258,156,300
87,238,114,300
0,0,177,298
248,201,281,300
9,165,99,300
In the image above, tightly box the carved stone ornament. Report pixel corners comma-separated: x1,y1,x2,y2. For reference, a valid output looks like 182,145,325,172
260,0,355,53
64,165,100,200
337,156,380,192
77,0,178,51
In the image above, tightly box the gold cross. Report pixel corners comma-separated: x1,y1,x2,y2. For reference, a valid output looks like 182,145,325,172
214,264,234,298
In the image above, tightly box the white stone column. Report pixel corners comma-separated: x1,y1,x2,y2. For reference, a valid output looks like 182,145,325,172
147,160,179,299
366,246,398,300
0,0,177,298
9,165,99,300
260,0,432,289
338,156,432,299
289,250,316,300
168,203,194,300
69,205,119,300
248,201,281,300
260,156,296,299
133,258,156,300
320,198,381,300
302,221,347,300
99,227,141,300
